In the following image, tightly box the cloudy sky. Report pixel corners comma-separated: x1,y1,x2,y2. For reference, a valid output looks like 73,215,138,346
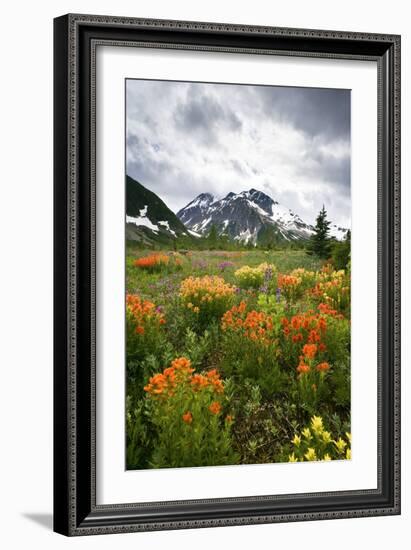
126,79,351,227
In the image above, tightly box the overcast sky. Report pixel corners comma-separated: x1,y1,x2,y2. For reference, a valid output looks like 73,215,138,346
126,79,351,227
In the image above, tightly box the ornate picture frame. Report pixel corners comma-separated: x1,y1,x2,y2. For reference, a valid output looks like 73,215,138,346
53,14,400,536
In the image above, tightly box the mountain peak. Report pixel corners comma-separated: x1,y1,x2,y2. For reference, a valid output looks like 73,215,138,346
198,192,214,200
224,192,236,200
179,192,215,211
177,187,317,245
240,188,274,201
125,175,189,245
192,192,215,206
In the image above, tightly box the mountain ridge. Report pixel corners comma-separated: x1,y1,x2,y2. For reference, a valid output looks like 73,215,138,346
177,188,348,245
177,188,346,245
126,176,348,247
126,175,191,246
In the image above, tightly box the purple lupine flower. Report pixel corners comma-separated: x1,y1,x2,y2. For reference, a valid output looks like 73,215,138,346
218,261,235,271
276,287,281,303
264,267,273,282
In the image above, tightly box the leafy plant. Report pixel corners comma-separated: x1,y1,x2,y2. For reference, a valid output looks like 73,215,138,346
307,205,332,259
288,416,351,462
126,295,168,389
180,275,235,330
234,263,276,290
221,302,286,396
134,252,183,273
144,357,238,468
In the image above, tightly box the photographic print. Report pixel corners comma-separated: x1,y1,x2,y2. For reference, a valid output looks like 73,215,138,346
125,79,351,470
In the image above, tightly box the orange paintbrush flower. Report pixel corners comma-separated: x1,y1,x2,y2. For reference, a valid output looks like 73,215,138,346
296,364,310,374
182,411,193,424
302,343,317,359
209,401,222,415
316,362,330,372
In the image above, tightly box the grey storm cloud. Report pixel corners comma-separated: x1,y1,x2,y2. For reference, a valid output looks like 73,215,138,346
173,84,242,146
256,86,350,142
126,79,351,227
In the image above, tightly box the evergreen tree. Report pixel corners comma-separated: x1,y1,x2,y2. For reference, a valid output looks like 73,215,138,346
331,229,351,269
308,205,332,259
207,224,218,249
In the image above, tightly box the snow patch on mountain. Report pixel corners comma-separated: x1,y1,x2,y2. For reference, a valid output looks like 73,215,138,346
126,212,159,233
329,224,349,240
177,188,347,245
188,229,202,238
157,220,177,237
126,204,180,238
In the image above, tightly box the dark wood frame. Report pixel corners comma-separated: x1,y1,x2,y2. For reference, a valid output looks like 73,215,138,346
54,13,401,536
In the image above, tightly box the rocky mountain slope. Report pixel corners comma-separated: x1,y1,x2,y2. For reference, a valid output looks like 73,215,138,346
126,176,190,246
177,188,336,245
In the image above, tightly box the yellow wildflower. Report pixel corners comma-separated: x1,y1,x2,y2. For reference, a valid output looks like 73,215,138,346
292,434,301,446
322,430,332,444
302,427,312,440
334,437,347,453
288,453,298,463
304,448,317,461
311,415,324,434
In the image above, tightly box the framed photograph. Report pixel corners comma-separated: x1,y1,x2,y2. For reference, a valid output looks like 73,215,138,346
53,14,401,536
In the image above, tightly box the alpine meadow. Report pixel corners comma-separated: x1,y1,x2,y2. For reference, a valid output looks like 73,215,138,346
125,79,351,470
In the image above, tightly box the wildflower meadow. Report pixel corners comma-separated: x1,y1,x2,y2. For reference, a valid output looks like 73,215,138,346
126,247,351,469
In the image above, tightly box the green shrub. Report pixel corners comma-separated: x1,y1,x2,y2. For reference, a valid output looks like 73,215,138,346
144,357,238,468
179,275,235,331
288,416,351,462
221,302,285,396
234,263,276,290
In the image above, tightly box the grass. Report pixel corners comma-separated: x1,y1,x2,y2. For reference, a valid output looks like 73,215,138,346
126,247,322,301
125,244,350,469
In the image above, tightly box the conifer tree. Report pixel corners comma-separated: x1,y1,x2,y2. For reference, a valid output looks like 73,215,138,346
308,205,332,259
207,224,218,249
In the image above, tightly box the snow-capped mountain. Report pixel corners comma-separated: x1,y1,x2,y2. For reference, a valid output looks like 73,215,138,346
126,175,190,246
177,188,347,245
329,223,349,241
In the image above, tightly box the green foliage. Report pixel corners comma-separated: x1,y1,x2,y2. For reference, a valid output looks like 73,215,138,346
126,396,155,469
288,416,351,462
126,246,351,469
221,333,286,397
257,224,282,248
207,224,219,249
181,326,220,370
321,315,350,365
220,302,286,397
180,275,236,332
145,360,238,468
308,205,332,259
294,368,331,418
331,230,351,270
234,263,277,290
228,383,297,464
126,304,168,381
256,294,285,318
330,361,351,409
126,175,187,235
